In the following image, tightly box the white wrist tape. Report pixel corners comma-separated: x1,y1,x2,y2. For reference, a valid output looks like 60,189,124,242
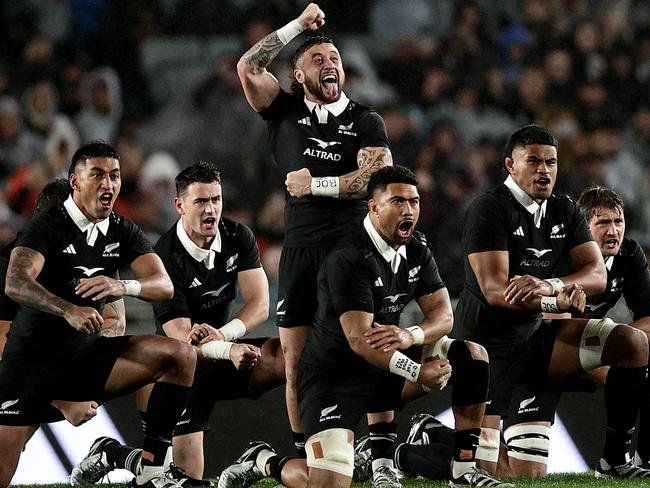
389,351,420,382
540,296,560,313
544,278,565,296
201,340,234,360
121,280,141,297
311,176,339,198
219,318,247,341
407,325,425,346
277,19,304,45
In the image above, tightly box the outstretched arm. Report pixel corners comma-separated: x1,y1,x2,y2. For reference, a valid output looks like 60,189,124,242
237,3,325,112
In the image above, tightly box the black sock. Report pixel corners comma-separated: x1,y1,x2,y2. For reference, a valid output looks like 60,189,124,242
369,421,398,463
636,367,650,462
143,382,190,465
292,431,306,458
394,442,452,480
104,440,142,474
452,428,481,462
266,455,293,483
603,366,645,466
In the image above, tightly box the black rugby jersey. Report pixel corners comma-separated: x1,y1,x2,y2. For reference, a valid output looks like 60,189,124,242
8,204,151,348
575,238,650,320
300,219,445,372
259,90,389,247
152,217,261,330
454,184,593,343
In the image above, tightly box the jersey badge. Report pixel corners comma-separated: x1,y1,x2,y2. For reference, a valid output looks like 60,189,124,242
550,223,566,239
225,253,238,273
103,242,120,257
408,265,421,283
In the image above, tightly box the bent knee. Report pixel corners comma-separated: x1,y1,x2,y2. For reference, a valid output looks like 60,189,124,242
606,325,648,367
465,341,489,362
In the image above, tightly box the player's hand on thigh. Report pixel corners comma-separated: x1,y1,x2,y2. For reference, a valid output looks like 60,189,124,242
229,343,261,369
285,168,312,197
557,283,586,314
64,305,104,334
418,358,452,391
188,323,224,344
298,3,325,30
365,323,413,352
505,274,552,304
76,275,124,301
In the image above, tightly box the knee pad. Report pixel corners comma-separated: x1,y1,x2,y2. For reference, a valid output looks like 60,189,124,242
504,424,551,465
475,427,500,463
580,318,617,371
421,335,454,361
305,428,354,477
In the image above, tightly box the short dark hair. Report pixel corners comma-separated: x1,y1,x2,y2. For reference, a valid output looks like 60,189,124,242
290,35,336,97
503,124,558,158
175,161,221,197
577,185,625,222
367,165,418,199
34,178,70,214
68,141,120,177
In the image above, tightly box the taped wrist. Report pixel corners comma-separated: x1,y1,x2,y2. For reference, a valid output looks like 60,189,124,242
121,280,141,297
277,19,304,45
389,351,420,382
311,176,339,198
544,278,565,296
540,296,560,313
219,318,246,341
407,325,425,346
201,341,234,360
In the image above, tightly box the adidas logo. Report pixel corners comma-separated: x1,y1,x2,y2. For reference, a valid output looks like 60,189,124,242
512,226,524,237
374,277,383,287
189,277,202,288
298,117,311,126
63,244,77,254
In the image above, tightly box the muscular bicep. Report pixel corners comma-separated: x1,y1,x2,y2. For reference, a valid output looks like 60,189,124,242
7,246,44,282
340,310,374,350
130,252,173,301
566,241,607,295
468,250,510,306
416,287,454,340
237,34,282,112
237,267,269,306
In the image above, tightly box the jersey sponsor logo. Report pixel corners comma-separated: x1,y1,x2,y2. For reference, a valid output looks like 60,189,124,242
303,148,342,161
0,399,19,415
307,137,342,149
226,253,238,273
63,244,77,254
525,248,552,258
337,122,357,136
189,277,202,288
513,226,525,237
384,293,407,303
408,265,421,282
550,223,566,239
517,396,539,414
103,242,120,257
201,283,230,298
319,404,341,422
74,266,105,276
374,277,383,287
298,117,311,126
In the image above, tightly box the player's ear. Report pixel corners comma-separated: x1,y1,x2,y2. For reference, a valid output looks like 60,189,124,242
174,197,184,215
504,157,515,174
368,198,378,216
294,69,304,84
69,173,80,192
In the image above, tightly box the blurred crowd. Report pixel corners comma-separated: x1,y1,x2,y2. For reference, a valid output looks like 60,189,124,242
1,0,650,296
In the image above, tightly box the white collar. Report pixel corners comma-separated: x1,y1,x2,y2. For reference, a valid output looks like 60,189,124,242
176,217,221,269
605,255,614,271
363,215,406,273
63,194,110,246
504,175,547,228
304,92,350,123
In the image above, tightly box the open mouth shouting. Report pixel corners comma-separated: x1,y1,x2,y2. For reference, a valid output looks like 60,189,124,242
202,215,217,231
397,219,414,240
534,176,552,194
603,237,619,252
320,70,339,100
98,192,113,210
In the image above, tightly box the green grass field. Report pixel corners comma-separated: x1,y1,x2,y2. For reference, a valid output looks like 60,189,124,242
20,475,650,488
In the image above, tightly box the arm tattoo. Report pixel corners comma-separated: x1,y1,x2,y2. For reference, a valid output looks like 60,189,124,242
243,32,284,74
6,246,73,317
101,300,126,337
344,147,393,198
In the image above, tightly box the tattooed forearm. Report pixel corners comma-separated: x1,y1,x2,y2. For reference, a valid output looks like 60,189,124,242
101,299,126,337
6,246,73,317
243,32,285,73
339,147,394,199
